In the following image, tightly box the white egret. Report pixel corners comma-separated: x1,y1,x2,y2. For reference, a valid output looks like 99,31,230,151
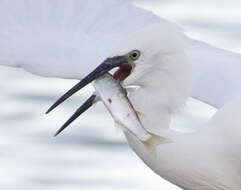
0,0,241,189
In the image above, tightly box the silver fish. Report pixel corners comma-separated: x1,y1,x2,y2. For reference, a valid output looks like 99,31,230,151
53,73,163,149
93,73,152,142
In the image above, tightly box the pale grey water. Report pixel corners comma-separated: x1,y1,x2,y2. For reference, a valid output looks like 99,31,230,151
0,1,240,189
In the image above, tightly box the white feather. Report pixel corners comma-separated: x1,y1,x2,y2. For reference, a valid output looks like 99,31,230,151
189,40,241,108
0,0,160,78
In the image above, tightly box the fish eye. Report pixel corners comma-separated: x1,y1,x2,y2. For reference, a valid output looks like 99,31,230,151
129,50,141,61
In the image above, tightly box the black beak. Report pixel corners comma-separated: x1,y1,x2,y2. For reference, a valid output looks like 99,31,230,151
54,94,97,136
46,55,129,114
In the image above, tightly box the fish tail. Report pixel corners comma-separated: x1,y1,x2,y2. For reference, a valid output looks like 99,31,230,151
142,134,171,154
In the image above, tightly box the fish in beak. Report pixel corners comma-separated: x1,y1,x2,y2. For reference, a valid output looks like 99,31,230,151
46,56,128,114
46,50,141,136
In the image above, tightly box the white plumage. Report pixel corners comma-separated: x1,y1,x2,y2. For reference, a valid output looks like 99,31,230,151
0,0,160,78
0,0,241,189
188,40,241,108
126,96,241,189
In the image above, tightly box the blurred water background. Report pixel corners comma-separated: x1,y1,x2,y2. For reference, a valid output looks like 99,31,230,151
0,0,240,189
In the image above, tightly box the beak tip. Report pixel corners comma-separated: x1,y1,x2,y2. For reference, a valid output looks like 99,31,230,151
46,107,53,114
54,131,60,137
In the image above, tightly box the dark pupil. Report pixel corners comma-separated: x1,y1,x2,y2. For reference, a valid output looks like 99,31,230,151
132,52,138,58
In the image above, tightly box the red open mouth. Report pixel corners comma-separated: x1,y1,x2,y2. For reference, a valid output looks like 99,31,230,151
113,64,133,80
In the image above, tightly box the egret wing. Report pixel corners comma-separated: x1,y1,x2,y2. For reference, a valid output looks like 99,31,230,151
0,0,159,79
1,0,241,108
189,40,241,108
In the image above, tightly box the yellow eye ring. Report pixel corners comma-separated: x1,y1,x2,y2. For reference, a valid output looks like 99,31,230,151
129,50,141,61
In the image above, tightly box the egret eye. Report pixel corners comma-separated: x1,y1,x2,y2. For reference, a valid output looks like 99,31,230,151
129,50,141,61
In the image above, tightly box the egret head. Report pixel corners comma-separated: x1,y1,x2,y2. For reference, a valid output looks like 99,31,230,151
46,49,142,114
114,22,193,135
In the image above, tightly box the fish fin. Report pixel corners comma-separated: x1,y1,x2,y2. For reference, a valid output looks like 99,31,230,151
142,134,172,154
124,85,141,93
